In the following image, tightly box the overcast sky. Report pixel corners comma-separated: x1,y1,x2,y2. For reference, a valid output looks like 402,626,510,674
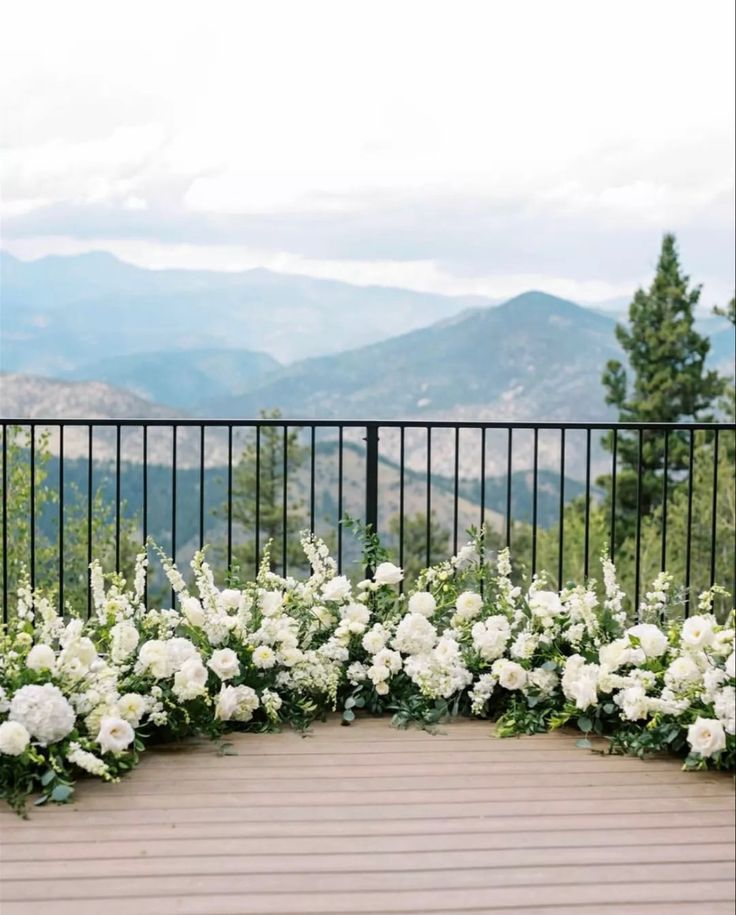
1,0,734,307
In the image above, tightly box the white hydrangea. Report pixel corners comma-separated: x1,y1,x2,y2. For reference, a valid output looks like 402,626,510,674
0,720,30,756
26,644,56,672
9,683,76,746
392,613,438,655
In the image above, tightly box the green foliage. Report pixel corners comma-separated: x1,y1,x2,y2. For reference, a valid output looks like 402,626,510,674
387,512,450,583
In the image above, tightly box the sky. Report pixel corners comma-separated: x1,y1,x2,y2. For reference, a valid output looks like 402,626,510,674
1,0,734,308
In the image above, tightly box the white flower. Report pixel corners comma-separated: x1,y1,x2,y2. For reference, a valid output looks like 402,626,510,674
67,743,109,777
110,621,139,663
373,562,404,586
687,716,727,758
711,629,734,657
454,591,483,621
681,616,716,650
626,623,668,658
725,652,735,679
529,590,563,620
215,685,260,722
714,687,735,735
362,625,390,654
665,655,701,686
492,659,527,691
259,591,284,617
218,588,244,611
172,658,209,701
252,645,277,669
9,683,76,746
26,644,56,672
347,661,367,683
561,655,600,710
166,638,200,671
614,685,649,721
60,637,97,670
510,632,538,660
408,592,437,618
97,716,135,754
321,576,352,602
207,648,240,680
117,693,146,727
181,596,205,628
471,616,510,661
0,721,30,756
527,667,559,697
599,638,645,671
392,613,438,655
138,640,171,679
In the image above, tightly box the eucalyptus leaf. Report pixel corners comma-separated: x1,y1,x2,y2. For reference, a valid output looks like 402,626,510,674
577,716,593,733
50,784,73,803
575,738,592,749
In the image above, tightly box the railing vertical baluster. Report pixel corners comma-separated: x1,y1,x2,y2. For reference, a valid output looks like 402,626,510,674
709,428,719,588
479,427,486,536
634,429,643,616
398,426,405,585
684,429,694,617
532,427,539,576
59,424,64,613
282,425,288,576
227,425,233,573
610,428,618,560
583,427,591,580
365,425,380,576
558,428,565,589
2,424,7,622
255,425,261,575
426,427,432,568
337,426,344,574
142,425,148,607
30,425,35,592
453,426,460,555
115,424,121,573
505,428,513,549
87,425,93,617
310,425,316,535
661,430,669,572
171,425,177,606
199,425,205,551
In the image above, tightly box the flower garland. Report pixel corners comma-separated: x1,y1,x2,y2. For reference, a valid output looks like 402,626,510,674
0,532,733,814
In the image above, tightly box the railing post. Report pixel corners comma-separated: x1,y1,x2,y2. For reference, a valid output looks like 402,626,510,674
365,423,379,555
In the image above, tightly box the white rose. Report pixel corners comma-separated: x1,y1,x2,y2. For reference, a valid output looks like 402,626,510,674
215,685,259,722
599,638,645,671
726,652,735,679
455,591,483,621
117,693,146,727
218,588,244,611
9,683,76,746
529,590,563,619
373,562,404,586
408,592,437,618
97,715,135,754
666,655,701,685
207,648,240,680
626,623,669,658
26,644,56,672
681,615,715,649
172,658,209,701
110,621,140,662
321,576,352,602
252,645,277,669
138,640,171,679
493,659,527,691
687,716,727,758
166,638,200,672
259,591,284,617
181,596,205,628
0,720,30,756
362,627,389,654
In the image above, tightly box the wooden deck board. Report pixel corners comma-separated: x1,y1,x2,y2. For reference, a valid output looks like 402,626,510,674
1,717,734,914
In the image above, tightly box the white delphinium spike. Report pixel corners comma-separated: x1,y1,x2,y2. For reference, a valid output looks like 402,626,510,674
601,552,627,627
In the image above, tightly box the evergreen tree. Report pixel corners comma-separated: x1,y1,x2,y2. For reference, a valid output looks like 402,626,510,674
600,234,722,535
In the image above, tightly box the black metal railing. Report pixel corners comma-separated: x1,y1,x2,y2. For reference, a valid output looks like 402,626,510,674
1,419,734,620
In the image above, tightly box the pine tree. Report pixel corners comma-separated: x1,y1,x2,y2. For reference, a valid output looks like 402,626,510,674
600,234,722,534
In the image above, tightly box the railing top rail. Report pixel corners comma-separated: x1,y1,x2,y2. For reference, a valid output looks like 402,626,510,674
1,418,734,431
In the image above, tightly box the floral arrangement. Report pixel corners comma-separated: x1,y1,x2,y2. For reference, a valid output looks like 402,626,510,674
0,528,733,814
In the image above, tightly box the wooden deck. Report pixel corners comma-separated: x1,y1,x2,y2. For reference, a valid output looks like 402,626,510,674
1,716,734,914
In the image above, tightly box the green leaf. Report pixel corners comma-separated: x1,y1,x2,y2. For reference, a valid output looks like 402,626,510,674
50,784,73,803
40,769,56,787
541,661,557,671
353,697,366,708
575,738,592,749
344,697,356,710
603,703,616,714
342,709,355,723
526,695,539,708
577,716,593,733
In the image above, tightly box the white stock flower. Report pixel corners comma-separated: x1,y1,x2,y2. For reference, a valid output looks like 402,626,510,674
454,591,483,621
0,721,30,756
687,717,727,758
181,596,205,628
321,576,352,602
373,562,404,586
626,623,668,658
215,685,260,722
172,658,209,701
26,644,56,672
408,592,437,618
681,616,716,650
97,716,135,754
207,648,240,680
9,684,76,746
110,621,140,663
